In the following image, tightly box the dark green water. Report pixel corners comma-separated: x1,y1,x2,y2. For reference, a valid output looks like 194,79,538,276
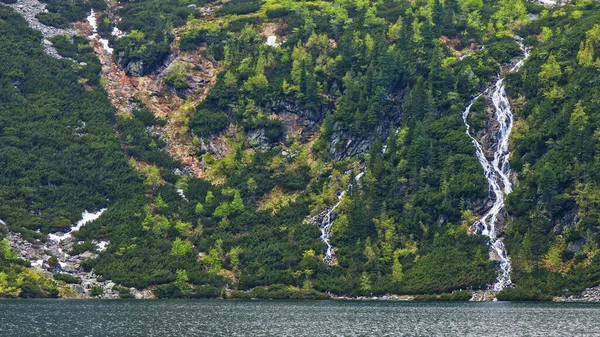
1,300,599,336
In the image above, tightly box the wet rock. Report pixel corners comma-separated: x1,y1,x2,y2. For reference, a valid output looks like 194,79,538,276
470,290,497,301
246,128,271,149
133,289,154,299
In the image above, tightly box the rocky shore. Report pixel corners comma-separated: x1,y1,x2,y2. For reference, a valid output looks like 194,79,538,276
4,0,75,59
555,285,600,302
331,294,415,301
5,223,152,299
469,290,497,301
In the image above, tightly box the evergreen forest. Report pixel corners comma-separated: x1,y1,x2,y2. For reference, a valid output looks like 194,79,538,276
1,0,600,300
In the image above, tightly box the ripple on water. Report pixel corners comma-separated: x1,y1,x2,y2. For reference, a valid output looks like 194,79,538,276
0,300,599,336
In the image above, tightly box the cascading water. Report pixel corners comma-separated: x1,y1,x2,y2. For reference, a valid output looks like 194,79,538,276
462,38,530,291
319,191,346,265
312,171,365,265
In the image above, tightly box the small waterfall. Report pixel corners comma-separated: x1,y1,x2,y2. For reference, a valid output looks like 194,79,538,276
311,171,364,265
462,38,530,292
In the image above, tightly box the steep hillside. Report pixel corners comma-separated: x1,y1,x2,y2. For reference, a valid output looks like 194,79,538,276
2,0,600,300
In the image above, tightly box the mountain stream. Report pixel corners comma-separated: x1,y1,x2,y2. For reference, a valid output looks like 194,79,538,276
462,38,530,291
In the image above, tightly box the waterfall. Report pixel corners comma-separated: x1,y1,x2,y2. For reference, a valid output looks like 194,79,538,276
311,171,364,265
319,191,346,265
462,38,530,291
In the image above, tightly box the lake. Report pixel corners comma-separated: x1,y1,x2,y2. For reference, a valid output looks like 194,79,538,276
1,300,599,336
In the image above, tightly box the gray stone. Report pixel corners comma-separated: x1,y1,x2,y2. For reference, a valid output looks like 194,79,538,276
70,284,86,294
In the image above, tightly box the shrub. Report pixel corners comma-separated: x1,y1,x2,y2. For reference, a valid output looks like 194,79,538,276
229,290,252,299
496,287,553,301
70,241,97,255
90,285,104,297
19,281,45,298
218,0,262,16
53,273,81,284
265,7,291,19
113,285,134,298
196,285,221,298
35,12,68,28
179,29,207,52
192,109,229,138
440,290,473,301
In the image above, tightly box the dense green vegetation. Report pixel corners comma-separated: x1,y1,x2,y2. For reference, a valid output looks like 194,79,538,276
112,0,207,75
0,6,143,242
3,0,600,300
499,3,600,299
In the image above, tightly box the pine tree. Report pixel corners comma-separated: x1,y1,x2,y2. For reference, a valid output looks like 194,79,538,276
433,0,444,29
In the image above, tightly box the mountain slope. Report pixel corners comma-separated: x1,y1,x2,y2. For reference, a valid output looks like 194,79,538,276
2,0,600,300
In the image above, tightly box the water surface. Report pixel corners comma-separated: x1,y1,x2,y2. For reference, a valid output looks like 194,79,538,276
1,299,599,336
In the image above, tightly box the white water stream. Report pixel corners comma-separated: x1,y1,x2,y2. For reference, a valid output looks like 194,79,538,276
314,171,364,265
462,38,530,291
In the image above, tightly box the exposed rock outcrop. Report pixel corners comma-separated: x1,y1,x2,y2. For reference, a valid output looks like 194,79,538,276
7,228,152,299
268,100,329,132
557,285,600,302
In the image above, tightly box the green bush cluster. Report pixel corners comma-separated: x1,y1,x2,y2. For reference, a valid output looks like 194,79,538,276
53,273,81,284
217,0,262,16
229,285,330,300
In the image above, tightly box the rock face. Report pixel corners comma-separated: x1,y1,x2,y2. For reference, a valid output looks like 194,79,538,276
160,59,211,99
269,100,329,134
269,98,402,161
327,128,372,162
5,0,75,59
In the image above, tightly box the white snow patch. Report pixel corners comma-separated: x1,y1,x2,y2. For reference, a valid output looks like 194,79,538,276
87,10,114,54
112,27,124,38
177,188,188,201
48,232,67,242
537,0,570,5
538,0,559,5
48,208,107,242
99,38,113,54
265,36,281,47
94,240,110,252
87,9,97,33
72,209,107,232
